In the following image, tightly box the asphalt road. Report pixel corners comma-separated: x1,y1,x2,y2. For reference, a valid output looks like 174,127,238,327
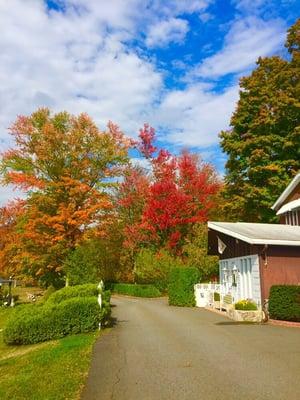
82,296,300,400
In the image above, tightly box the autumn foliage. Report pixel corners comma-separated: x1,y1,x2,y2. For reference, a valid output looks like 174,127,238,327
119,125,221,253
0,109,131,285
0,200,25,278
0,109,221,286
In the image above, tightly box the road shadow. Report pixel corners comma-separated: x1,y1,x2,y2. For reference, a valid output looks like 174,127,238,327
215,321,262,326
106,316,129,328
106,316,117,327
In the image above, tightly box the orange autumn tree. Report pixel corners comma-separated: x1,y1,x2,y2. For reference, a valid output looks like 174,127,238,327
0,109,131,286
0,200,26,279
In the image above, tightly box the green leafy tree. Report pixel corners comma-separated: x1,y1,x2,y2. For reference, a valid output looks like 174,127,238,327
182,224,219,281
220,19,300,222
134,248,184,292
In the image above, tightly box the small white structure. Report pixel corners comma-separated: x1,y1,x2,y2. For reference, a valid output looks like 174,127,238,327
194,255,261,309
194,283,221,307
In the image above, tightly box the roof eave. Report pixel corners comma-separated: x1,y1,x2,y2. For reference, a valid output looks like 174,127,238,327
208,222,300,247
272,173,300,211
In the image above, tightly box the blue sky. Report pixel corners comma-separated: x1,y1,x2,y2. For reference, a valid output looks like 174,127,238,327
0,0,299,204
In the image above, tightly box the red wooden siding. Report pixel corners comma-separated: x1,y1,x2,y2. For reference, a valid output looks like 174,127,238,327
259,245,300,300
208,228,300,301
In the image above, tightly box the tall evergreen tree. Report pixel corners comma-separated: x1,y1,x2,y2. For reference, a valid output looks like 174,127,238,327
220,19,300,222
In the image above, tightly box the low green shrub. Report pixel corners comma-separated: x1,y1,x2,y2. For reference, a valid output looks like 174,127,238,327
42,285,56,302
134,248,184,293
269,285,300,322
4,296,108,345
100,290,111,322
46,284,99,304
168,267,199,307
213,292,220,301
235,299,257,311
109,283,161,297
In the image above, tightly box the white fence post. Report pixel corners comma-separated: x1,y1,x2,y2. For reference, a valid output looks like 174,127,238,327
97,280,104,330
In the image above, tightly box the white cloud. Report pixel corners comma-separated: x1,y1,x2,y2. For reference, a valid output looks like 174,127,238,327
154,84,239,147
199,12,214,23
193,17,286,78
151,0,212,16
0,0,290,205
232,0,271,14
146,18,189,47
0,0,162,152
131,157,152,172
62,0,142,30
0,185,25,207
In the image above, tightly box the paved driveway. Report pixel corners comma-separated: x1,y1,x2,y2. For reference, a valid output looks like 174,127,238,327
82,296,300,400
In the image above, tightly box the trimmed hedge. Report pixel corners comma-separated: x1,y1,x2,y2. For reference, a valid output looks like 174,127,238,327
168,267,199,307
4,297,102,345
46,284,99,304
269,285,300,322
109,283,161,297
4,284,111,345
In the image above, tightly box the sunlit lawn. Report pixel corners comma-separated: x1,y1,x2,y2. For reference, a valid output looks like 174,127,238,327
0,291,99,400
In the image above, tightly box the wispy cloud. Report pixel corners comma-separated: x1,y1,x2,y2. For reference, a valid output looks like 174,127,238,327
0,0,162,148
193,17,286,78
154,83,239,147
146,18,189,48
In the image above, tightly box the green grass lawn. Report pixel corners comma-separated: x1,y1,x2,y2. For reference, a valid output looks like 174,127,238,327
0,303,99,400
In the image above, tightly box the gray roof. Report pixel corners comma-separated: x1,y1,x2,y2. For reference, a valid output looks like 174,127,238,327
208,221,300,246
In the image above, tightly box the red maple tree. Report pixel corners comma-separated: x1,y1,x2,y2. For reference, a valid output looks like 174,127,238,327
120,125,221,253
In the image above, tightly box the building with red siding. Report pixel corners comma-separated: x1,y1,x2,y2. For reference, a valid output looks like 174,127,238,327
208,173,300,306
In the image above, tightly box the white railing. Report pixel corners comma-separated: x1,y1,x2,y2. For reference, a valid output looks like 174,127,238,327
194,283,224,308
195,282,241,309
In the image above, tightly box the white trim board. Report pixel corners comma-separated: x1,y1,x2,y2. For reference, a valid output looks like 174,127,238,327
272,173,300,211
276,198,300,215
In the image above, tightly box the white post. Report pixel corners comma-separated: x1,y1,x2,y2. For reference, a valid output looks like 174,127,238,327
98,293,102,330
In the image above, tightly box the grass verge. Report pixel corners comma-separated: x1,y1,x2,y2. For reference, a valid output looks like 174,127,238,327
0,307,98,400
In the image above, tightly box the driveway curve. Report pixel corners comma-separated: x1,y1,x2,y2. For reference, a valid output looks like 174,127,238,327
82,296,300,400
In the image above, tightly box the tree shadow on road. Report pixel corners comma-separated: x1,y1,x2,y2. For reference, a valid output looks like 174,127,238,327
215,321,262,326
106,316,129,328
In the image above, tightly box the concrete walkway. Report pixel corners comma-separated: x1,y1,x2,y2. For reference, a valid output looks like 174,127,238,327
82,296,300,400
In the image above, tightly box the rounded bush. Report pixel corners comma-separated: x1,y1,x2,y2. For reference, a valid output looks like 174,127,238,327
168,267,200,307
269,285,300,322
46,283,99,304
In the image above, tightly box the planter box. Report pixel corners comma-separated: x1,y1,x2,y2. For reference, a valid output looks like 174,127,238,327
227,308,263,322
